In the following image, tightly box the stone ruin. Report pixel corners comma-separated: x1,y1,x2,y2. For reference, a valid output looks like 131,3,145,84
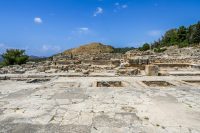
0,46,200,133
0,46,200,77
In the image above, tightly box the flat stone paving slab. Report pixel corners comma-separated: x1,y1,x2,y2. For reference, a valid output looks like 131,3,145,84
0,76,200,133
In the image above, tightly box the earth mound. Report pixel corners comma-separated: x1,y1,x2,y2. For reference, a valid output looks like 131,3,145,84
63,42,114,55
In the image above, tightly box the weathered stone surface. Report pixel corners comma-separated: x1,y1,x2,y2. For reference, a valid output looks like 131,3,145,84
145,65,159,76
0,44,200,132
82,70,90,75
116,69,140,76
0,76,200,132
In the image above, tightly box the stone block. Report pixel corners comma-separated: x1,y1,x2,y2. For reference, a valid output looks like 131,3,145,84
145,65,159,76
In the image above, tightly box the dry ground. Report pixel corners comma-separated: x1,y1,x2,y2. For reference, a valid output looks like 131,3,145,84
0,75,200,133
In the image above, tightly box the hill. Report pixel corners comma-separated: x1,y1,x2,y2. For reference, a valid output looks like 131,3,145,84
63,42,114,55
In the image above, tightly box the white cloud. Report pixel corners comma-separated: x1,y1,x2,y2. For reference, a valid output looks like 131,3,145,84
0,43,28,51
148,30,162,37
73,27,90,34
122,4,128,9
0,43,11,53
0,43,5,53
34,17,43,24
79,27,89,31
114,3,128,11
68,27,95,41
0,43,5,48
93,7,103,16
41,45,61,52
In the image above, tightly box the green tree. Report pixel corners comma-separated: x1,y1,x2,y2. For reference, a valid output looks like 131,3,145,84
151,39,161,48
139,43,150,51
177,26,187,43
161,29,178,46
146,21,200,49
187,24,196,44
193,21,200,44
2,49,29,65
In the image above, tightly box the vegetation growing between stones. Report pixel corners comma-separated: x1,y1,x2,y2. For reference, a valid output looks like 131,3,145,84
154,48,167,53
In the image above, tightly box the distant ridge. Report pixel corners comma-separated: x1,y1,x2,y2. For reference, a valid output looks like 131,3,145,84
29,55,47,59
63,42,114,55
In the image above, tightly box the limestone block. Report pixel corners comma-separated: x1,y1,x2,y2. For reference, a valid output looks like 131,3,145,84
116,69,140,76
145,65,159,76
82,70,90,75
111,60,120,67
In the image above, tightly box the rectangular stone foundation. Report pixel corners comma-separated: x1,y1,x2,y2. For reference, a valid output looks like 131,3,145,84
183,80,200,85
96,81,123,87
142,81,174,87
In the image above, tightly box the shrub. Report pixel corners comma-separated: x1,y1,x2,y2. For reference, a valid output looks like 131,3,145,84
139,43,150,51
2,49,29,66
178,41,189,48
154,48,167,53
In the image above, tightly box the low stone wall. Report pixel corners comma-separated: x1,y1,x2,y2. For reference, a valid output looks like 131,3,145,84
128,59,149,65
191,64,200,70
150,57,200,64
153,63,191,68
127,59,149,69
54,60,81,65
82,60,112,66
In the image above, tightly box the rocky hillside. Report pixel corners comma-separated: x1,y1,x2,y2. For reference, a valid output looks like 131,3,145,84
63,43,114,55
126,45,200,57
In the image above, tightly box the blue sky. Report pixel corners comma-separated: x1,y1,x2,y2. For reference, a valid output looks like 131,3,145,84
0,0,200,56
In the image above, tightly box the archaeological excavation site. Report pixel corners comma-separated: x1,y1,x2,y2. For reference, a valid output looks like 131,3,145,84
0,43,200,133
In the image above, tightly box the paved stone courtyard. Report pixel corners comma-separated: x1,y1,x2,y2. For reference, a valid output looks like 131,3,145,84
0,76,200,133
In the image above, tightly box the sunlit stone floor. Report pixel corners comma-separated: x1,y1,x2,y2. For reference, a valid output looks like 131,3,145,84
0,76,200,133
